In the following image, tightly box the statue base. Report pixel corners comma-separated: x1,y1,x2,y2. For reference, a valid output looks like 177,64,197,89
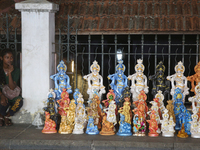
72,130,84,134
86,131,99,135
191,133,200,138
42,129,57,134
133,133,145,136
162,132,174,137
116,132,132,136
148,132,159,137
100,131,115,136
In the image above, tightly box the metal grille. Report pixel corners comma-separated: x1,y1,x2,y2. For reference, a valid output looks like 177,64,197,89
56,23,200,103
0,13,21,67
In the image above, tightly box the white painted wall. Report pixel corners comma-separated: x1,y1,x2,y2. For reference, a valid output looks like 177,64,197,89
15,0,59,118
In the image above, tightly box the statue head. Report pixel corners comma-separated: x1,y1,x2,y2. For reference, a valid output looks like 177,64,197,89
107,89,115,100
90,60,100,74
175,61,185,74
57,60,67,74
116,60,125,75
156,61,165,75
174,88,183,102
135,59,144,73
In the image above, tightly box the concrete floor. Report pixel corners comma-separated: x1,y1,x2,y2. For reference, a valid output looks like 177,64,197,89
0,124,200,150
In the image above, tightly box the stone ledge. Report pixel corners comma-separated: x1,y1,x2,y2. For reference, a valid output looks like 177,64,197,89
15,0,59,13
1,124,200,150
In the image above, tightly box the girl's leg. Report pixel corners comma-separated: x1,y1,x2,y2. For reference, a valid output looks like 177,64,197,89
5,98,23,126
0,101,10,126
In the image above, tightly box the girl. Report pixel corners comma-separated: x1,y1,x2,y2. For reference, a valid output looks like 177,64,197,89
0,48,23,126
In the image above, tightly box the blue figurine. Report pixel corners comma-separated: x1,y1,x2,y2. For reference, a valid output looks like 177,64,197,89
108,60,128,106
117,114,132,136
86,116,99,135
50,60,72,100
73,88,81,105
174,88,192,135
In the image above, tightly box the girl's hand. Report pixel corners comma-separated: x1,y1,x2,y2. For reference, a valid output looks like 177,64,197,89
0,94,8,106
7,65,14,75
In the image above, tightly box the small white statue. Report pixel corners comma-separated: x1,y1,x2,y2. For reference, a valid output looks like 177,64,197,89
160,109,175,137
155,90,165,113
189,82,200,112
167,61,189,103
83,60,105,104
190,107,200,138
148,101,160,133
73,93,87,134
128,59,149,102
103,100,117,126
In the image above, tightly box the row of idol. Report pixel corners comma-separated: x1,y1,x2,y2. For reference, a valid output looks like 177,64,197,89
49,58,200,109
41,87,200,138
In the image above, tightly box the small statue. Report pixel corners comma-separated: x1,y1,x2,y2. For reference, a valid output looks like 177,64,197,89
93,95,103,130
73,93,87,134
167,61,189,103
100,114,115,135
166,100,176,123
108,59,128,106
187,61,200,94
116,114,132,136
147,110,159,137
188,82,200,112
57,89,71,116
86,116,99,135
174,88,192,135
148,100,161,133
63,99,76,134
149,61,170,102
189,107,200,138
87,98,100,128
58,115,69,134
155,90,165,113
102,89,115,108
160,109,175,137
50,60,72,100
103,100,117,126
132,114,146,136
118,102,131,125
42,111,57,134
43,89,57,123
177,123,188,138
132,91,148,123
128,59,149,102
83,60,105,104
73,88,81,105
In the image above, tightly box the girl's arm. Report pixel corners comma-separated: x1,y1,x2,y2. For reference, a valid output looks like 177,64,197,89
7,65,16,90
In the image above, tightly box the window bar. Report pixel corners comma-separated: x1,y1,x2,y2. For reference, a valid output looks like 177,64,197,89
155,35,157,74
14,28,18,65
101,34,104,76
88,34,91,74
58,29,61,61
196,34,199,64
182,34,185,63
168,35,171,100
75,29,78,89
6,14,9,48
115,34,117,72
168,35,171,76
67,15,70,63
128,34,131,86
141,34,144,60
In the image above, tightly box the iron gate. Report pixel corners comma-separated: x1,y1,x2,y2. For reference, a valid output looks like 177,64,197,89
56,17,200,104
